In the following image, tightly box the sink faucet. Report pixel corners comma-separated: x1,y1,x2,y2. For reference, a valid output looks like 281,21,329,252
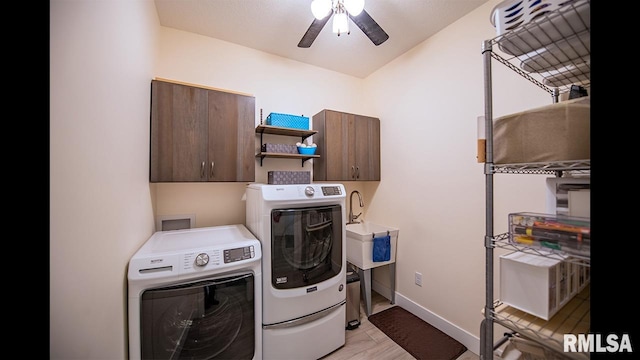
348,190,364,224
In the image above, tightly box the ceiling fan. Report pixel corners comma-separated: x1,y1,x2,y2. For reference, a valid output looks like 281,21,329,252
298,0,389,48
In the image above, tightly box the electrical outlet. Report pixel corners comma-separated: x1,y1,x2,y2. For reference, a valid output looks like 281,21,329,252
415,272,422,287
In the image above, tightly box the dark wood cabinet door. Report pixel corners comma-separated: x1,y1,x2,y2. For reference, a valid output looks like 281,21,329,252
325,110,355,181
150,80,208,182
313,110,347,181
313,109,380,181
150,79,256,182
207,90,255,182
354,115,380,181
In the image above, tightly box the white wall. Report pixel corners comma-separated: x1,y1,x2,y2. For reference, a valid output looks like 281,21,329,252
362,0,554,350
50,0,159,358
50,0,562,358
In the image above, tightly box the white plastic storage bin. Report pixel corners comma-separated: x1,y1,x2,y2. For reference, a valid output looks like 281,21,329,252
490,0,582,35
500,252,589,320
490,0,590,56
545,177,590,217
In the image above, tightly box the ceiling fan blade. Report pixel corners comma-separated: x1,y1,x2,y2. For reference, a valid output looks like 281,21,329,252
298,15,331,48
349,9,389,46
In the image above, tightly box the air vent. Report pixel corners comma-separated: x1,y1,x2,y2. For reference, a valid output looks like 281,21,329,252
156,214,195,231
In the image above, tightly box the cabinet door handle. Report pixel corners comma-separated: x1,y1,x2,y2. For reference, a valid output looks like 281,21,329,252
356,166,360,179
201,162,205,178
351,166,356,179
210,161,215,178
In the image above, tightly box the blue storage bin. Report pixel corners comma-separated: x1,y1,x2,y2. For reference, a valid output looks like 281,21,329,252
266,112,309,130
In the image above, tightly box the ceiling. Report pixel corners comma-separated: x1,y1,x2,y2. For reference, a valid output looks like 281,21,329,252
154,0,492,78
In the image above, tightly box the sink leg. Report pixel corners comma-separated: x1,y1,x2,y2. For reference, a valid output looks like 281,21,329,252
389,263,396,305
359,268,372,317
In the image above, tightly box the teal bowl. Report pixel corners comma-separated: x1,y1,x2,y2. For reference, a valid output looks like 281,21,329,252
297,146,317,155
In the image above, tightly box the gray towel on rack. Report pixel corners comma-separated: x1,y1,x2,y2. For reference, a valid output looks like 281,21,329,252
372,235,391,262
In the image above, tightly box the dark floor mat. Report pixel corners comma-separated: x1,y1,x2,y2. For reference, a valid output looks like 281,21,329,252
368,306,467,360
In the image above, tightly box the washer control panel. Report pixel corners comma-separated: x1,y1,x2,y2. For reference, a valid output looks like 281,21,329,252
321,186,342,196
254,184,345,201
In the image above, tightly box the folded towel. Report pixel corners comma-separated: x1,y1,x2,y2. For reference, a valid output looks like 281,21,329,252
372,235,391,262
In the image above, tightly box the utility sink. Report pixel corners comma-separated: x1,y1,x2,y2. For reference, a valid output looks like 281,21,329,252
346,222,399,270
346,222,400,317
346,222,398,241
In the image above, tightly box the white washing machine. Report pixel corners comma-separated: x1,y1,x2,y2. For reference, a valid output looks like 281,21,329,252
127,224,262,360
245,183,346,360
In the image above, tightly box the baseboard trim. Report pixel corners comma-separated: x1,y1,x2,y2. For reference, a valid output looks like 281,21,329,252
372,281,480,356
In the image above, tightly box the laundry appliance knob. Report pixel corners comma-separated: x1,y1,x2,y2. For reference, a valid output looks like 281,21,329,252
195,253,210,266
305,186,315,197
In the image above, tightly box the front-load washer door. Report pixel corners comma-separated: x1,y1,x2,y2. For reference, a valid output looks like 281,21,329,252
270,204,343,289
139,272,255,360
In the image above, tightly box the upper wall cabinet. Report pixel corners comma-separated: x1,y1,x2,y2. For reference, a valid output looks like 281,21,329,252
312,109,380,181
150,79,255,182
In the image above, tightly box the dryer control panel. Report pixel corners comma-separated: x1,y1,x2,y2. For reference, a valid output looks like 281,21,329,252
224,245,255,263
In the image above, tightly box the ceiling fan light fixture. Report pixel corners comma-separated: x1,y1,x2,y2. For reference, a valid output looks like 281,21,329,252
332,11,349,35
299,0,387,48
343,0,365,16
311,0,332,20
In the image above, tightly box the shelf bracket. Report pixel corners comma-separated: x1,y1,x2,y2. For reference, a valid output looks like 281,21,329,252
484,162,494,175
484,234,494,248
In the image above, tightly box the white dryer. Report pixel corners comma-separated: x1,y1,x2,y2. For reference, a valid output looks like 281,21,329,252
245,183,346,360
128,224,262,360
